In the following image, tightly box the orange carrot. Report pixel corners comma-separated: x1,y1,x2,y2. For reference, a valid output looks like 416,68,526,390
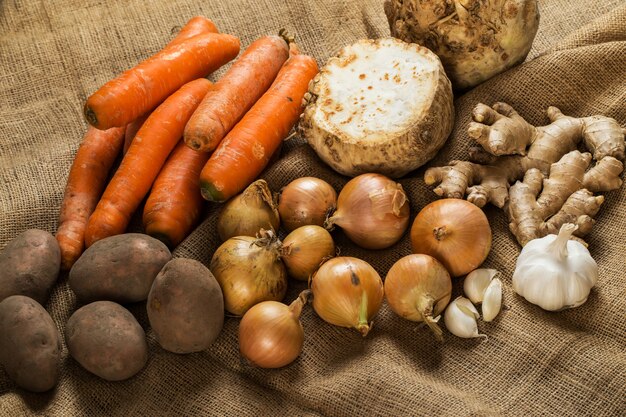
56,126,125,270
199,40,319,202
166,16,219,48
142,141,210,248
184,35,289,152
84,33,239,130
123,114,147,154
84,78,213,246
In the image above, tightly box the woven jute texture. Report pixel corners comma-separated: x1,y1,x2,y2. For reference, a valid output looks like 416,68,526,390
1,0,625,416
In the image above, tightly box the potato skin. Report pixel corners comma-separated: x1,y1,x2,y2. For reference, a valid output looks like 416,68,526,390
0,295,62,392
147,258,224,353
0,229,61,304
69,233,171,303
66,301,148,381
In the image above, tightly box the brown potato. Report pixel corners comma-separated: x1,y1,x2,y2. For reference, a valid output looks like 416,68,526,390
0,229,61,304
0,295,62,392
66,301,148,381
69,233,171,304
147,258,224,353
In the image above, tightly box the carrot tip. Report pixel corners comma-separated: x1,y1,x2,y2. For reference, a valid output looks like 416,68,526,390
200,181,226,203
84,106,98,128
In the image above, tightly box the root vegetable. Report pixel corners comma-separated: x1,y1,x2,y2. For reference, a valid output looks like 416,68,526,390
310,257,384,336
384,0,540,90
384,254,452,341
216,180,280,242
278,177,337,232
325,173,410,250
410,199,492,277
299,37,453,178
424,103,625,246
210,231,287,316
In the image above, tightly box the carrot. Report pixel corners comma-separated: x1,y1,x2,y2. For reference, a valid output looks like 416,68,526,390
120,18,219,154
184,35,290,153
166,16,219,48
142,141,210,248
56,126,126,270
123,114,147,154
199,38,319,202
84,78,213,247
84,33,239,130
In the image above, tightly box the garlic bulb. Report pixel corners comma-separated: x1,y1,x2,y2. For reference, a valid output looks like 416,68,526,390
513,224,598,311
443,297,486,339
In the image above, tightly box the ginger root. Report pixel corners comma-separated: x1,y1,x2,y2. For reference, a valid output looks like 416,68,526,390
425,102,625,246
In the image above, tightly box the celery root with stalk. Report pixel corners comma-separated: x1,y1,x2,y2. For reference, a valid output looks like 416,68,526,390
424,102,625,246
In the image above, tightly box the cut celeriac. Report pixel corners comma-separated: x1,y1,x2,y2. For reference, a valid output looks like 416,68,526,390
299,38,453,178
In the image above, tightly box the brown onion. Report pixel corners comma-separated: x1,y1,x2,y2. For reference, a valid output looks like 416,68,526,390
311,257,384,336
239,290,308,369
278,177,337,232
281,225,335,281
325,173,410,250
384,254,452,341
217,180,280,241
410,199,492,277
210,231,287,315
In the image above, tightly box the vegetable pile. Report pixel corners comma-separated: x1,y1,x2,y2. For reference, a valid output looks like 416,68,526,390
0,4,624,395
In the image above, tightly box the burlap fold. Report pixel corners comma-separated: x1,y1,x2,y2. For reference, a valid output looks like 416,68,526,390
1,1,624,416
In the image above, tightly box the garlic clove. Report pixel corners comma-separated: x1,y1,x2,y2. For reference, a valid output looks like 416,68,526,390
463,268,499,304
444,297,486,339
481,277,502,322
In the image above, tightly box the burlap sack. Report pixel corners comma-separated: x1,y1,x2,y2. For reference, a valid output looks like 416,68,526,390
1,0,624,415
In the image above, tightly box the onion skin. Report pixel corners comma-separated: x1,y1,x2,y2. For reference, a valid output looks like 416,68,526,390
217,179,280,241
384,254,451,340
281,225,335,281
327,173,410,250
311,257,384,336
238,292,307,369
278,177,337,232
410,199,491,277
210,236,287,316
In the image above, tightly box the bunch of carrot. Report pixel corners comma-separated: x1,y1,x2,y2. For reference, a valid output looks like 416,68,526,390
56,16,319,270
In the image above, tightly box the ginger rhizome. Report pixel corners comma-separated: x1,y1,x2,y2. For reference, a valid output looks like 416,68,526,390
425,102,625,246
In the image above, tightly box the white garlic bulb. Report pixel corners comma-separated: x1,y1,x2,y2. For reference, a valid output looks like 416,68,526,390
444,297,486,339
513,224,598,311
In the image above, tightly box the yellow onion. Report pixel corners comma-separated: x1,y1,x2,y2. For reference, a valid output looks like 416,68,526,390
325,173,410,250
280,225,335,281
239,290,309,369
278,177,337,232
217,180,280,241
384,254,452,341
311,257,384,336
210,231,287,315
411,199,492,277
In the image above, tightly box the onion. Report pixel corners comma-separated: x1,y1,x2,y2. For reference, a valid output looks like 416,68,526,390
217,179,280,241
311,257,384,336
210,230,287,316
326,173,410,250
239,290,309,369
384,254,452,341
278,177,337,232
280,225,335,281
410,199,491,277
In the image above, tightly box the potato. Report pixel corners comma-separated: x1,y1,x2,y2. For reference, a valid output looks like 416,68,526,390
66,301,148,381
147,258,224,353
69,233,171,304
0,295,62,392
0,229,61,304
